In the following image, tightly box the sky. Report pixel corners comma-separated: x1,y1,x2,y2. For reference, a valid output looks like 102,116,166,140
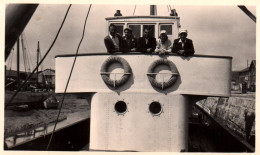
5,4,256,71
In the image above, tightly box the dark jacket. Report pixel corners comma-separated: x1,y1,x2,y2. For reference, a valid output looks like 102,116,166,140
104,34,123,54
122,36,137,53
171,38,195,56
137,37,156,53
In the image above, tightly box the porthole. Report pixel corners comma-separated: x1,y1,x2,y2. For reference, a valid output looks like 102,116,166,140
114,101,127,114
149,102,163,116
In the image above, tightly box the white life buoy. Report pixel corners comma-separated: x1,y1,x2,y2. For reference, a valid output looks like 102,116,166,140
147,58,179,90
100,56,132,88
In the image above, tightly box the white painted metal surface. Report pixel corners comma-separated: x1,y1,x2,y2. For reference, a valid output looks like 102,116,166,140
89,92,188,152
55,54,231,96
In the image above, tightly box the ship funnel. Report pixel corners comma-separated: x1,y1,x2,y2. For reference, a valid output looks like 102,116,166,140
150,5,156,15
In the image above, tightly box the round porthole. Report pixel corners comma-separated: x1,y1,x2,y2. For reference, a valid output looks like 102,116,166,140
149,102,162,116
114,101,127,114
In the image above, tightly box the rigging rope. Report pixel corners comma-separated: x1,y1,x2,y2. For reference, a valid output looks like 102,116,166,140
22,33,31,73
169,5,172,10
7,49,14,72
167,5,170,12
23,33,33,72
39,50,44,71
46,4,92,150
21,33,28,74
7,49,14,77
38,51,48,86
24,46,30,74
23,48,28,74
133,5,136,15
7,4,72,105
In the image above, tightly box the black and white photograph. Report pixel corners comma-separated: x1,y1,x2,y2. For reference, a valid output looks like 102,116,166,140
2,1,257,153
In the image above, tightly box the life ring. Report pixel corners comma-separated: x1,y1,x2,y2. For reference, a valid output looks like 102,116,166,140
100,56,132,88
147,59,179,90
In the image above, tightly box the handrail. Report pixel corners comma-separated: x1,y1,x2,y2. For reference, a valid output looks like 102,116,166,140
55,52,233,59
105,15,179,20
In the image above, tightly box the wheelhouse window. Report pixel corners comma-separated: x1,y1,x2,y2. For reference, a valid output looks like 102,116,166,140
143,25,155,37
129,25,141,38
160,25,172,35
114,24,124,36
128,24,155,38
159,24,173,42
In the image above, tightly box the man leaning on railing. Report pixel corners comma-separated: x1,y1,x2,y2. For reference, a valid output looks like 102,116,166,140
104,24,123,54
172,29,195,57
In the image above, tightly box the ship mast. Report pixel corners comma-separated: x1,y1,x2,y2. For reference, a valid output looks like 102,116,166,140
37,41,40,84
16,38,20,90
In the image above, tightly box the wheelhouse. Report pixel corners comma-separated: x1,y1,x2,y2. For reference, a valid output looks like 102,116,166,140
106,16,181,42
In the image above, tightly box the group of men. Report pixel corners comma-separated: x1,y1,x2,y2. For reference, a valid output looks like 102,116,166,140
104,24,195,57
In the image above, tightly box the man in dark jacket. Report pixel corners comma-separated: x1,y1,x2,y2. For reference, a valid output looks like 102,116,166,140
172,29,195,57
104,24,123,54
137,28,156,53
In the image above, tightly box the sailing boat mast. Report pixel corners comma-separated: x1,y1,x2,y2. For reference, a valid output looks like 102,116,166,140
37,41,40,84
16,37,20,90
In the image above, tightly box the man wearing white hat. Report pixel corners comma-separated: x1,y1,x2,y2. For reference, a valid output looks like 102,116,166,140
172,29,195,57
155,30,172,55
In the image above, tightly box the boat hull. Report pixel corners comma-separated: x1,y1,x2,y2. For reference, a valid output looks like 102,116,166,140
5,90,50,107
90,92,189,152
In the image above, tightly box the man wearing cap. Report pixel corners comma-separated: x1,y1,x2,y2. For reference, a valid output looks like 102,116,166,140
122,27,137,53
172,29,195,57
104,24,123,54
137,28,156,53
155,30,172,55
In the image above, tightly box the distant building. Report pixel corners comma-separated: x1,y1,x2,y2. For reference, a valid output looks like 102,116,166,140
5,69,37,82
231,71,239,83
248,60,256,91
5,69,37,91
232,60,256,91
38,69,55,87
238,67,250,84
231,71,240,90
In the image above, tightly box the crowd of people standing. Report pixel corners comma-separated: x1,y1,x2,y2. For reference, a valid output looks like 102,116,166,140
104,24,195,57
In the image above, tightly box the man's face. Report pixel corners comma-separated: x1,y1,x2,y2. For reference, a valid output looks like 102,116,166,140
160,33,167,43
179,33,187,41
109,26,116,37
124,30,131,38
143,29,150,38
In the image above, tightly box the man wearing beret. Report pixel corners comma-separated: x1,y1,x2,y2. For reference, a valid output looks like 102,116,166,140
122,27,137,53
172,29,195,57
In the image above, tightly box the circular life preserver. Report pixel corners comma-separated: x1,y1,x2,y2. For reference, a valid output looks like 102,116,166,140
100,56,132,88
147,59,179,90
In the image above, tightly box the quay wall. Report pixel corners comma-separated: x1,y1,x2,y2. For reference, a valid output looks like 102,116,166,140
196,96,255,143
